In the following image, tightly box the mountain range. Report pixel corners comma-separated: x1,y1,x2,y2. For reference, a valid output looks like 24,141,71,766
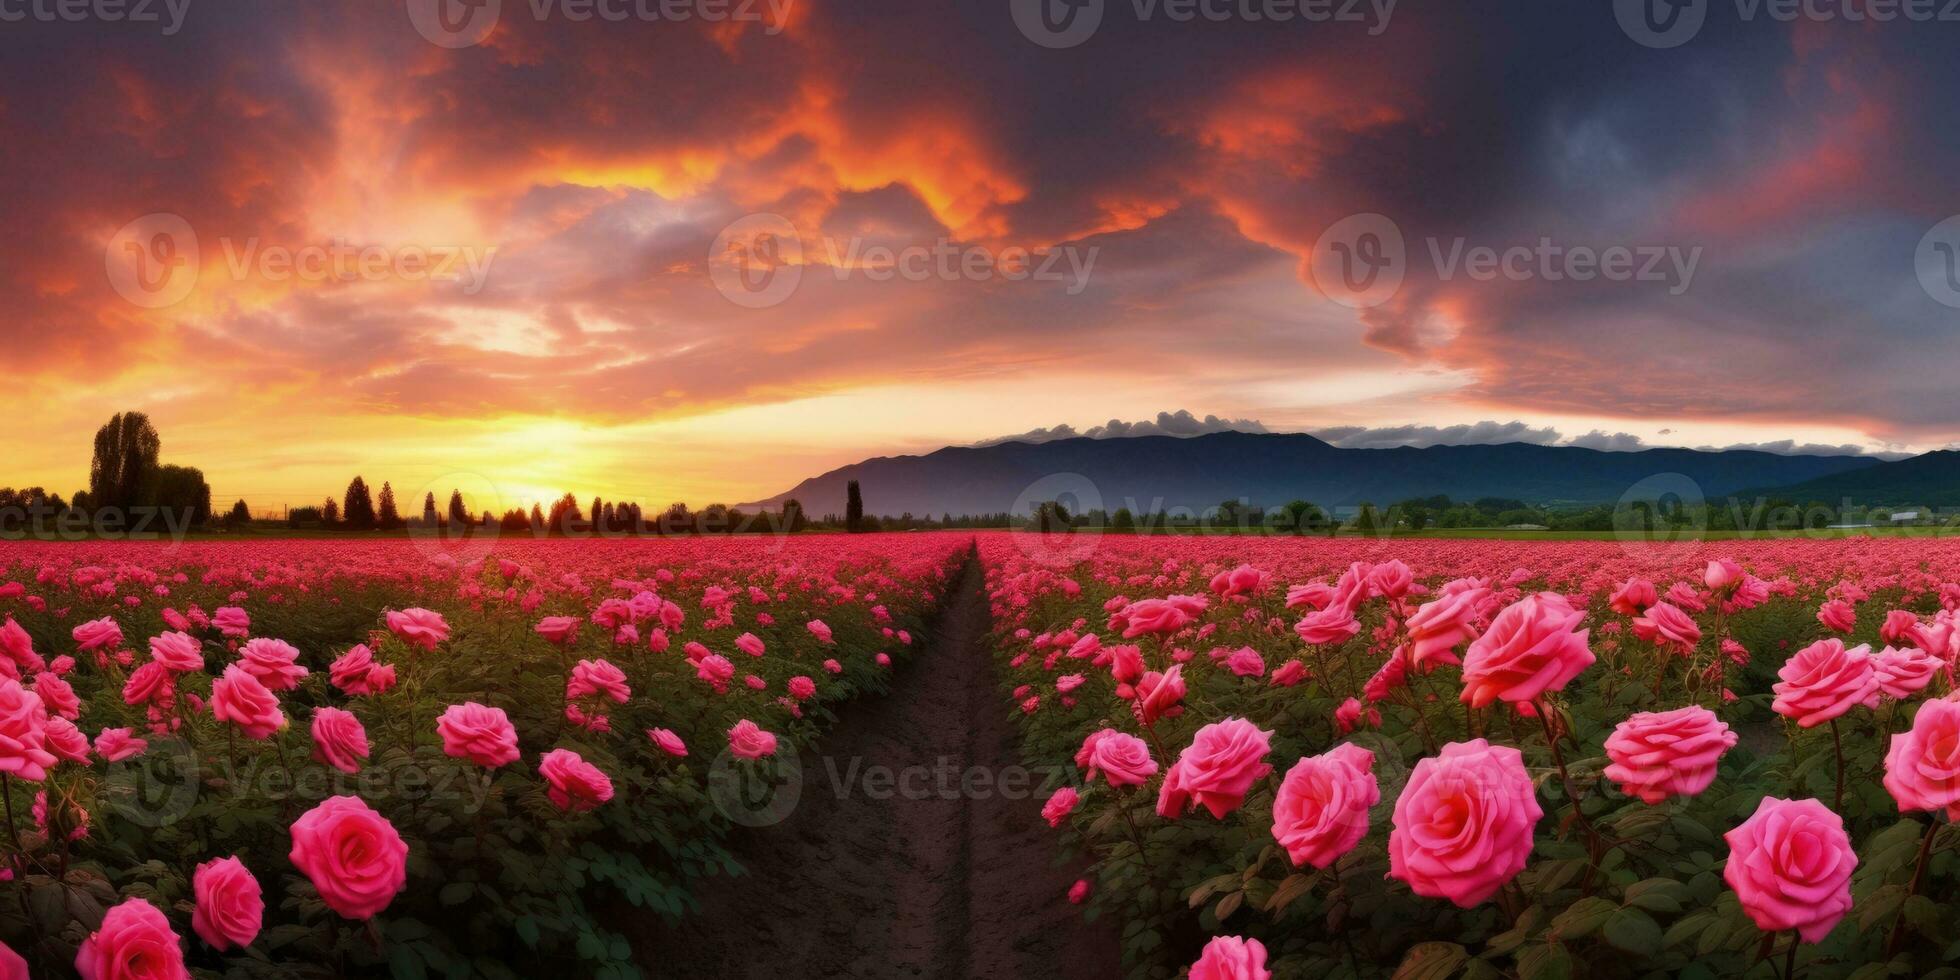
740,432,1920,517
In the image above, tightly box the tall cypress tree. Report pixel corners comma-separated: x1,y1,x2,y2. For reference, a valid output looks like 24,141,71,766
377,482,401,530
343,477,377,529
845,480,864,533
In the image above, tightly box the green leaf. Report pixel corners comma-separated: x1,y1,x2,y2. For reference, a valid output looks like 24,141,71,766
1602,907,1662,953
1391,941,1467,980
1517,943,1572,980
1550,897,1617,939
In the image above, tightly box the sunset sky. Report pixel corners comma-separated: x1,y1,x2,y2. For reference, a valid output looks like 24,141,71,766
4,1,1958,513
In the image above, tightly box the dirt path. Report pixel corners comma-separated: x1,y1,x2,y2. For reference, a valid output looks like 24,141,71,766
633,557,1124,980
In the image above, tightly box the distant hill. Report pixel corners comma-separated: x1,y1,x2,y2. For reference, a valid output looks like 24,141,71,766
740,431,1883,516
1742,450,1960,507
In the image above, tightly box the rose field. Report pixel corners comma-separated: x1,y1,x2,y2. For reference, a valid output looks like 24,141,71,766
982,534,1960,980
0,535,965,978
7,533,1960,979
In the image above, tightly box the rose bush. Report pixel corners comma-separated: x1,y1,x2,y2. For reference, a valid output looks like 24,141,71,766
0,534,965,977
984,532,1960,979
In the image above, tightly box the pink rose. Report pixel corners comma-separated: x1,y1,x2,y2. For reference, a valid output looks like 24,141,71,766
1817,599,1857,634
211,665,284,740
1874,645,1940,700
1883,697,1960,817
1603,705,1737,804
1772,639,1877,728
1632,602,1701,654
1223,647,1266,678
1404,588,1487,669
437,702,521,768
72,617,123,652
309,707,370,774
539,748,614,811
237,638,308,692
1120,598,1192,638
1189,936,1271,980
0,678,57,781
1723,796,1855,942
93,727,148,762
329,644,379,695
1880,609,1921,645
1041,786,1078,828
211,606,251,638
32,671,80,720
648,728,688,757
696,654,735,693
1134,665,1185,725
1609,577,1657,616
44,716,91,764
1271,743,1378,869
534,616,580,645
1,940,24,980
728,719,778,759
191,856,263,951
1084,731,1158,788
385,608,449,650
1460,593,1593,707
1157,717,1274,819
288,795,409,920
806,619,834,644
75,897,188,980
148,631,204,673
1067,878,1091,904
1388,739,1542,907
1704,559,1744,593
1334,696,1379,734
566,658,630,703
735,632,766,657
0,618,41,676
1294,605,1361,646
1210,564,1272,599
1269,659,1308,687
788,676,817,701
